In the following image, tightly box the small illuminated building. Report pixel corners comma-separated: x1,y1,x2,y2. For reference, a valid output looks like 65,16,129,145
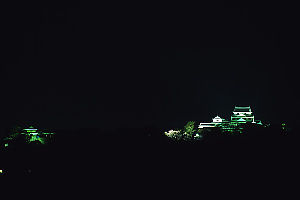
231,106,255,123
21,126,55,136
199,116,226,129
212,116,225,123
23,127,39,135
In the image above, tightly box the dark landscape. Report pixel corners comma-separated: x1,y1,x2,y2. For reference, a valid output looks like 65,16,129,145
1,124,298,178
1,2,300,197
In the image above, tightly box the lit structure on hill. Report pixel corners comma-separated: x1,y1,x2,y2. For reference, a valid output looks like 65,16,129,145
198,106,263,133
2,126,55,147
198,116,228,128
164,106,287,140
231,106,255,123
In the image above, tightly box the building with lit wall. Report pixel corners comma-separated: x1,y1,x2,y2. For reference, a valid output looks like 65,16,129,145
231,106,255,123
198,116,227,129
198,106,261,132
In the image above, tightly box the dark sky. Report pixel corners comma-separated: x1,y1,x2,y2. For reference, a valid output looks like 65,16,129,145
2,2,299,131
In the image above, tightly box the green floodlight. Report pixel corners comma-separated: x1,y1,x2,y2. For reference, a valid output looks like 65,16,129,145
27,130,37,133
43,132,55,135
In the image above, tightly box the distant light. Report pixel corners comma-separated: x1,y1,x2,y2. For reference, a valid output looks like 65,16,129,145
4,143,8,147
0,170,3,174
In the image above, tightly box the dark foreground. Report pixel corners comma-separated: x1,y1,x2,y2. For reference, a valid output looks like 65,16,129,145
0,127,299,197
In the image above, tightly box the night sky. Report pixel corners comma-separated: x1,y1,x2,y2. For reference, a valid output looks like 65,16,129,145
2,2,300,132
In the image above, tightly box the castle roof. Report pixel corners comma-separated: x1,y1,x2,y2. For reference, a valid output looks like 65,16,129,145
233,106,251,112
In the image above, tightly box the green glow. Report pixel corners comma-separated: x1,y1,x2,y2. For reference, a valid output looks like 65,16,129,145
165,105,278,139
197,106,263,134
231,106,254,123
281,123,287,131
2,125,56,146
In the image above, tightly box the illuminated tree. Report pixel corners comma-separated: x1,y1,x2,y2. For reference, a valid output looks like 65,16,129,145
164,121,202,141
182,121,196,141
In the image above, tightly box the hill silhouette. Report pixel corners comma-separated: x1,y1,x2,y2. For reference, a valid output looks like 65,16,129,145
1,124,298,193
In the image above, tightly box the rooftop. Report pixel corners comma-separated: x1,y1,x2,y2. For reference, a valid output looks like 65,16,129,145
233,106,251,113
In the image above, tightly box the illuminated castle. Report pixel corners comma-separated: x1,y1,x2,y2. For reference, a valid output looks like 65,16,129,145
198,116,228,129
231,106,255,123
199,106,262,132
2,126,55,147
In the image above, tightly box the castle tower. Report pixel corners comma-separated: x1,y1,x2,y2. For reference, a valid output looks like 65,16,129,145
231,106,255,123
